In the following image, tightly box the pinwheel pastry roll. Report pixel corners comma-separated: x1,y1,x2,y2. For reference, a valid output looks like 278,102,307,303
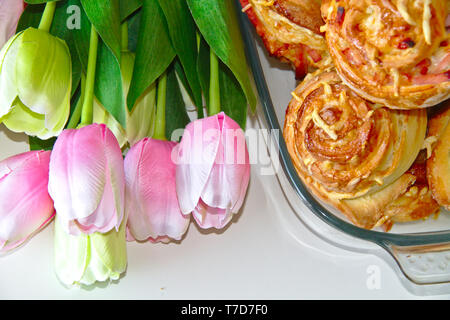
283,70,428,229
425,103,450,210
379,151,441,231
240,0,332,78
321,0,450,109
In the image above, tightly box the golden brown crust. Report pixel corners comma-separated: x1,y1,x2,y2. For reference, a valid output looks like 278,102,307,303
283,70,428,229
380,152,441,231
240,0,332,78
273,0,323,34
321,0,450,109
426,104,450,209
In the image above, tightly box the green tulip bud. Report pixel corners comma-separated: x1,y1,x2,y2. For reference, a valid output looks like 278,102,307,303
54,215,127,287
0,28,71,140
92,51,156,147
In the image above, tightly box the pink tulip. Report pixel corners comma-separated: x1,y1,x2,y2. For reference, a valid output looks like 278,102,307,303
48,123,125,235
0,0,25,48
175,112,250,229
0,150,55,252
125,138,189,242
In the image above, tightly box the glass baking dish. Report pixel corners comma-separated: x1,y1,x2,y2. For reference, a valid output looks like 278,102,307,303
235,0,450,286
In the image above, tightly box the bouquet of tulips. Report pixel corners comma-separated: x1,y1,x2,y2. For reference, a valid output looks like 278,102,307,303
0,0,255,287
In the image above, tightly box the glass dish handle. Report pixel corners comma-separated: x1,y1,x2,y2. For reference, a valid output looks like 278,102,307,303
380,241,450,284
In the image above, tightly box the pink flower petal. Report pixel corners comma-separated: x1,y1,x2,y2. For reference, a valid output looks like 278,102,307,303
0,151,55,252
192,199,233,230
125,138,189,242
48,124,124,235
200,113,250,213
175,114,221,215
0,0,24,48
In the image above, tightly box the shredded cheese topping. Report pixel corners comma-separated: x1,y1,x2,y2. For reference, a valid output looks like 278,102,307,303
291,91,302,102
422,135,438,158
391,68,400,96
241,3,252,12
253,0,274,6
423,0,432,45
397,0,416,25
373,177,384,185
363,110,374,121
321,81,332,96
312,108,338,140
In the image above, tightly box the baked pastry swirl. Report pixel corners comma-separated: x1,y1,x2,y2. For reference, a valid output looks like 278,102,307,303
380,151,441,231
240,0,332,78
426,103,450,210
321,0,450,109
283,70,428,228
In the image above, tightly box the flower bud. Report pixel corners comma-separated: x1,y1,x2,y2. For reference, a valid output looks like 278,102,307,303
54,215,127,287
0,27,71,139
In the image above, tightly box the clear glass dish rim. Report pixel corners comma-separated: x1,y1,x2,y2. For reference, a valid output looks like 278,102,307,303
235,1,450,248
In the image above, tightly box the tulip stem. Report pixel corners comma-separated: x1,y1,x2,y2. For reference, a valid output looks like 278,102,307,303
80,26,99,127
121,21,128,52
38,1,57,32
67,74,86,129
209,50,221,116
153,72,167,141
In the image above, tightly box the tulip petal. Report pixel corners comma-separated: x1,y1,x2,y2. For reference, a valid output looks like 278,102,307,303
15,28,72,117
0,151,55,253
89,218,127,278
0,0,24,47
49,124,125,235
192,199,233,230
93,97,127,148
126,139,190,242
54,215,127,287
201,113,250,212
0,32,21,118
175,114,221,214
54,216,90,286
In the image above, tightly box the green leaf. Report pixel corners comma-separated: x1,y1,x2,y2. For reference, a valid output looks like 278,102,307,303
196,35,210,109
158,0,202,109
50,1,82,97
71,0,91,71
24,0,62,3
126,9,141,53
29,136,57,151
119,0,143,21
127,0,175,111
80,0,121,63
165,63,190,142
16,4,44,32
187,0,256,111
219,61,247,129
174,58,203,118
94,39,126,128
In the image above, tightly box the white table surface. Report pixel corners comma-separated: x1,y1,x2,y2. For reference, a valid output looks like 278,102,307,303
1,121,450,300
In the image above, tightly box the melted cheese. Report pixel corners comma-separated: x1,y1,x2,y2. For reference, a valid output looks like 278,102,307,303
253,0,274,6
291,91,302,102
422,135,438,158
423,0,432,45
321,81,333,96
373,176,384,185
312,108,338,140
397,0,417,25
391,68,400,96
241,3,252,12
